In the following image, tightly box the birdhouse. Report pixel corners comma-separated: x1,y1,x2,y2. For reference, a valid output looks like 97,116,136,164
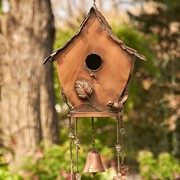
44,4,147,178
44,5,146,118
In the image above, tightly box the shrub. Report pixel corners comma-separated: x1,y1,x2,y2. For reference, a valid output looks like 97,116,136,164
0,156,22,180
138,150,180,180
21,141,115,180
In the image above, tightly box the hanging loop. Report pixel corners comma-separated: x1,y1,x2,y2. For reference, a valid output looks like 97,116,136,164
93,0,96,5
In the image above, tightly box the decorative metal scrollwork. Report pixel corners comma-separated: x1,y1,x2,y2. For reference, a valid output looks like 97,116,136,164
60,87,72,109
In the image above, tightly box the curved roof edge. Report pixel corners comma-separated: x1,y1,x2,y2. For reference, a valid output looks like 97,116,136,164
43,5,147,64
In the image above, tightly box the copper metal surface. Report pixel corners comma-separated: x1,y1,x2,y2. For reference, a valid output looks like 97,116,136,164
69,111,117,117
75,79,93,99
83,149,105,174
43,6,146,64
43,4,147,117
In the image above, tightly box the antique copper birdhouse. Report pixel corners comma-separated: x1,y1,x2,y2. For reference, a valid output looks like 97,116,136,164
44,5,146,117
44,3,146,179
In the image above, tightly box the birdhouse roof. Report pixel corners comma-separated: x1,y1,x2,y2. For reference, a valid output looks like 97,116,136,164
43,5,146,64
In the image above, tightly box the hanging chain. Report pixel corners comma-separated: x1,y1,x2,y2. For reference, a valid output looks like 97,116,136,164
116,115,121,173
93,0,96,5
74,118,80,173
68,116,74,177
119,113,125,166
92,117,95,149
115,112,129,179
115,111,126,172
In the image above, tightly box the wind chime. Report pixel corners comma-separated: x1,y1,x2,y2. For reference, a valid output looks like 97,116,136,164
44,0,146,179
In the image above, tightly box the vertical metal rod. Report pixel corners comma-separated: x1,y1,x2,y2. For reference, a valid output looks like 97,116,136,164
92,117,95,149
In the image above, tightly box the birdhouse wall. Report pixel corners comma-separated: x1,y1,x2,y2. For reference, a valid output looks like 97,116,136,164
56,12,132,113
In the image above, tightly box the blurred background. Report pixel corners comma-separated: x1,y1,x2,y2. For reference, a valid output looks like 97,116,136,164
0,0,179,179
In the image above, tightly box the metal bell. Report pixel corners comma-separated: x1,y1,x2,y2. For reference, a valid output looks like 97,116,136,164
83,149,105,175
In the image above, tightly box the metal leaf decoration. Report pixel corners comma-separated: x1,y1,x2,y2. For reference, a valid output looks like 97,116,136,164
75,79,93,99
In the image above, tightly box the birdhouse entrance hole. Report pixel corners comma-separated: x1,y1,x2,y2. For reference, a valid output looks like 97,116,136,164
85,54,102,71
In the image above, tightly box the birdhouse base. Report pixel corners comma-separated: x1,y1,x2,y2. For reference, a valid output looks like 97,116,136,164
69,111,118,118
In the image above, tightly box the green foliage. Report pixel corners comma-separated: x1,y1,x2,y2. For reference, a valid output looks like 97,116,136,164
0,167,22,180
138,151,180,180
54,29,77,50
113,24,158,77
0,157,22,180
129,0,180,49
129,0,180,159
0,145,22,179
21,142,114,180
